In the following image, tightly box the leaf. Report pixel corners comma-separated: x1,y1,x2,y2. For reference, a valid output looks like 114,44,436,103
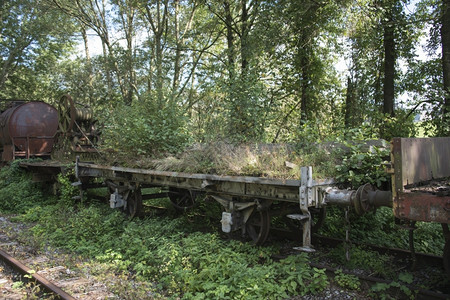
398,272,413,284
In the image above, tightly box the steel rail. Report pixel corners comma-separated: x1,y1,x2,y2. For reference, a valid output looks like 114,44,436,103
0,248,75,300
313,235,444,267
309,262,449,300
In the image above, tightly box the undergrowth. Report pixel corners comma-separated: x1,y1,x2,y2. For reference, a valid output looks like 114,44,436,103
0,160,55,213
16,202,328,299
320,206,445,256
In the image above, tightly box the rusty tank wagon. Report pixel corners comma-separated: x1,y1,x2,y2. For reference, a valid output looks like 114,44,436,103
0,95,99,162
0,101,59,161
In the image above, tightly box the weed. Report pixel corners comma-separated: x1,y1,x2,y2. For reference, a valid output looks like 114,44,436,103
334,141,389,188
20,200,329,299
369,272,416,300
334,269,360,290
0,160,51,213
11,281,24,290
327,245,394,278
56,165,79,207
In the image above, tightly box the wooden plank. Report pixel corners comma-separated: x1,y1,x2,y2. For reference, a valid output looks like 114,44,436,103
392,137,450,188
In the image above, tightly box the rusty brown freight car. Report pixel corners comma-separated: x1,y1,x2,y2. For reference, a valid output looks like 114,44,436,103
0,101,59,161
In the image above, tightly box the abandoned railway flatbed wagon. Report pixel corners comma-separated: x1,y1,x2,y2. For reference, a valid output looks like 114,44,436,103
19,137,450,274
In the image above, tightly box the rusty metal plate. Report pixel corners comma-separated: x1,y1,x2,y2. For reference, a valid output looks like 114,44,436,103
394,192,450,223
392,137,450,188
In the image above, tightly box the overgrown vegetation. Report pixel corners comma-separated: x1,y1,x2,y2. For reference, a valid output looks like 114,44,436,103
0,155,447,298
0,160,54,213
101,102,191,155
320,206,445,256
334,141,390,188
334,269,361,291
369,273,416,300
15,201,329,299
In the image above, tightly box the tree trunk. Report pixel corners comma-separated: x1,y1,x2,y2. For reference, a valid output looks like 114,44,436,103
81,25,91,68
299,31,310,124
383,12,395,117
118,0,136,105
442,0,450,135
81,25,94,104
145,0,167,108
300,59,309,124
240,0,248,76
172,0,181,93
224,1,235,82
345,76,356,127
101,38,112,99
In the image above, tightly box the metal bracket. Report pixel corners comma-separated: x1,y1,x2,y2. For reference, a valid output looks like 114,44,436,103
211,195,258,233
110,188,125,208
294,166,315,252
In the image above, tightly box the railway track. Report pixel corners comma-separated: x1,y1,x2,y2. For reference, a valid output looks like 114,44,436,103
308,262,449,300
0,217,126,299
313,235,444,268
0,247,75,299
265,230,449,299
310,235,448,299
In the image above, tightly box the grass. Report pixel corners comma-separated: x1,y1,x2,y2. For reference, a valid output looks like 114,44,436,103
95,141,342,180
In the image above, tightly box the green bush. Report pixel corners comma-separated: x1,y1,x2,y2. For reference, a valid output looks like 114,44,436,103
0,160,51,213
369,272,415,300
328,245,393,278
56,165,79,206
335,140,389,188
101,101,191,155
334,269,360,290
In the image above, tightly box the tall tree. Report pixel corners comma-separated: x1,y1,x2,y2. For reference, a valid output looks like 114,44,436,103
345,0,418,138
0,0,75,98
441,0,450,134
383,0,397,116
269,0,346,131
206,0,263,141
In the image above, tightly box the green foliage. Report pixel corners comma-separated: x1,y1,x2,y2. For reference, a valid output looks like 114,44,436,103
56,165,79,206
328,245,393,278
101,100,190,155
225,72,267,143
320,206,445,256
369,272,415,300
378,111,417,141
21,200,329,299
335,140,390,188
0,0,77,98
334,269,360,290
0,161,50,213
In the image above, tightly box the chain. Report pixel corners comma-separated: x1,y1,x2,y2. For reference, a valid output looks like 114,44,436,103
345,206,351,261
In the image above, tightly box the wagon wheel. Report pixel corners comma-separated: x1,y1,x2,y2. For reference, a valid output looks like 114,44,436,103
168,188,196,211
58,94,76,134
246,208,270,245
126,188,142,218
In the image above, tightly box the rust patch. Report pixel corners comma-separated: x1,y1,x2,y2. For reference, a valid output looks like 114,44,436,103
395,192,450,223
